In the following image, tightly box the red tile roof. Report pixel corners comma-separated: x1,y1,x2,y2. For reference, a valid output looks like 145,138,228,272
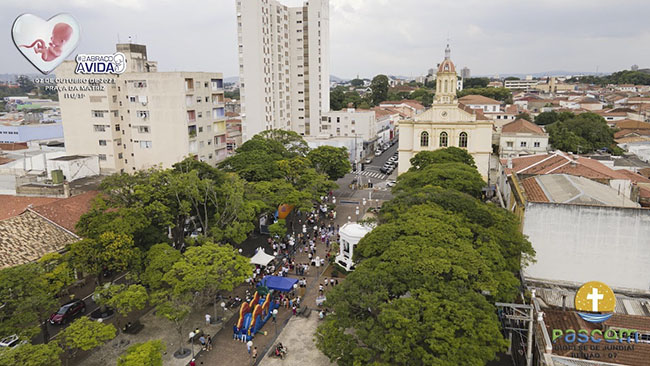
615,129,650,139
614,119,650,130
615,169,650,184
30,191,98,233
459,95,501,105
501,119,546,135
0,196,62,221
504,152,630,181
521,177,549,202
0,142,28,151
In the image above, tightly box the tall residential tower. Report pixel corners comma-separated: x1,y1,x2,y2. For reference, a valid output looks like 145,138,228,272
237,0,330,141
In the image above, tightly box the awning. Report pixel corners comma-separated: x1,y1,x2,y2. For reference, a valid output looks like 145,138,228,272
250,248,275,266
259,276,298,292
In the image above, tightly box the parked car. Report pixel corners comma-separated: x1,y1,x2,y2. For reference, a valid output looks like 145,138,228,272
374,149,382,156
380,167,388,174
364,157,373,164
386,180,396,187
49,299,86,325
0,334,25,349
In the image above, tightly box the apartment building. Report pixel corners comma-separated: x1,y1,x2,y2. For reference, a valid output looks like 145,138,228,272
56,43,227,174
237,0,330,141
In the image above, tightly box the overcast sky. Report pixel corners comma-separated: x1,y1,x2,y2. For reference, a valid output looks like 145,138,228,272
1,0,649,79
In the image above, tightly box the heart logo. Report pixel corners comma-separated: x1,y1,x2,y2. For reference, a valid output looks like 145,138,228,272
12,13,80,75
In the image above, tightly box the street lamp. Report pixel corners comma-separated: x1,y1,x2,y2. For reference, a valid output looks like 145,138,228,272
272,309,278,335
220,302,226,322
189,331,196,358
355,206,360,221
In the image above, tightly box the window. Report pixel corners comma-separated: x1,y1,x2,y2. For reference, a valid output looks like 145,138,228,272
98,140,107,146
112,96,117,103
136,111,149,118
139,141,152,148
92,110,105,118
534,141,541,148
420,131,429,147
439,132,448,147
459,132,468,148
520,141,527,147
507,141,513,148
129,96,136,102
197,96,202,103
93,125,106,132
98,154,107,161
198,127,203,133
118,153,123,159
115,124,121,132
137,126,150,133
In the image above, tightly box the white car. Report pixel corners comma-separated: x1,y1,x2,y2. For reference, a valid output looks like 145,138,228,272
386,180,396,187
0,334,26,349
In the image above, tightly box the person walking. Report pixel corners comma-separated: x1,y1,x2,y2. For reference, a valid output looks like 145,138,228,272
252,347,258,361
207,335,212,351
247,340,253,355
199,335,206,350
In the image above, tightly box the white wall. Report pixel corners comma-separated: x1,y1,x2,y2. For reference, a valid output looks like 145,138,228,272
522,202,650,292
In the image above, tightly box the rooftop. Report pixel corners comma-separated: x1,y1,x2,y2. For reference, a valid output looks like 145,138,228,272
501,118,546,135
521,174,638,207
458,94,501,105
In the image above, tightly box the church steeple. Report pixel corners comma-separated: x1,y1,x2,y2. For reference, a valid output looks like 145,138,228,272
434,44,458,104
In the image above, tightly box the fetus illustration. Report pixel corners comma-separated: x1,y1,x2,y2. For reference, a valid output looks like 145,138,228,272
21,22,73,62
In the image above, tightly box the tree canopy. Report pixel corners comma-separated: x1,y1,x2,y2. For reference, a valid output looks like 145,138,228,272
568,70,650,85
307,145,351,180
546,112,621,154
408,147,476,171
315,149,533,365
463,77,490,89
58,317,116,363
534,110,575,126
0,342,62,366
117,340,165,366
370,75,389,105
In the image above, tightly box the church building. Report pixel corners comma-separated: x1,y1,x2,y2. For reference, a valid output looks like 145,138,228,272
397,45,493,180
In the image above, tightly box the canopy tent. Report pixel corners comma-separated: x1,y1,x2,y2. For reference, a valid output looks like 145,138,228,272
259,276,298,292
250,248,275,267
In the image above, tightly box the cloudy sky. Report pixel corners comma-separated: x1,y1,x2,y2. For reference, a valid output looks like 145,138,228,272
1,0,649,79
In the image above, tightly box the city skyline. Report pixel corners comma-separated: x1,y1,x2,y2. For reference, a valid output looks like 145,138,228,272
0,0,649,79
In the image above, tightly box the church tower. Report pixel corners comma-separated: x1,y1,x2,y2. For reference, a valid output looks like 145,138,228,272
434,44,458,104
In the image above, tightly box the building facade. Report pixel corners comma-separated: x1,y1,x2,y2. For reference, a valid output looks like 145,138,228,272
57,43,226,174
237,0,330,141
398,46,493,179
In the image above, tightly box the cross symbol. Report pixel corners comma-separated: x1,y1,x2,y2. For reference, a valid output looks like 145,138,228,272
586,287,604,312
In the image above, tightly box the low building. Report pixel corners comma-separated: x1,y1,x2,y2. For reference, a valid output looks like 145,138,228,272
335,222,373,271
378,100,425,119
0,191,97,268
515,174,650,293
499,118,548,158
321,109,377,159
458,94,502,113
504,79,539,90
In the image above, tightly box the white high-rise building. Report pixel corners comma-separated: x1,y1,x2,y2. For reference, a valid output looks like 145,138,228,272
237,0,330,141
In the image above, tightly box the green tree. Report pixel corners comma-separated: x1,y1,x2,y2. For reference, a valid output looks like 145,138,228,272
96,284,148,330
58,317,116,366
307,145,351,180
463,77,490,89
370,75,389,105
162,242,251,319
141,243,182,290
408,147,476,171
395,162,485,198
410,88,434,107
68,232,142,285
38,252,75,296
0,263,59,341
259,129,310,156
268,219,287,238
117,340,165,366
350,78,365,87
546,112,618,154
0,342,62,366
17,75,35,93
330,86,346,110
505,76,520,81
535,111,558,125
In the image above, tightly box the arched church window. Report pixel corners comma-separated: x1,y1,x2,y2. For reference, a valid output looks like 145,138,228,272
439,132,448,147
459,132,468,148
420,131,429,147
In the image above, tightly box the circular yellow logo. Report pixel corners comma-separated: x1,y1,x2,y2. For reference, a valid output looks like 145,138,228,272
575,281,616,313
